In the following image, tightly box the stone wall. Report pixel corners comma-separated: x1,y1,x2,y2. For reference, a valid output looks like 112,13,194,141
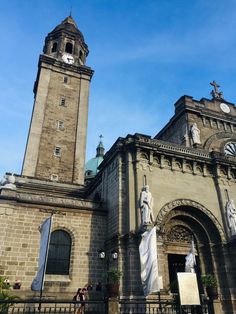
0,201,107,299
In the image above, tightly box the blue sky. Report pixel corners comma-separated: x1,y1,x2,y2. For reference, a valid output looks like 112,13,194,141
1,0,236,179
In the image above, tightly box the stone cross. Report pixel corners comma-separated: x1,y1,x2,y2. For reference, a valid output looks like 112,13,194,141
210,80,223,99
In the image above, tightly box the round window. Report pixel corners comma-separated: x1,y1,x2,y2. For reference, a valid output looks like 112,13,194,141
224,142,236,156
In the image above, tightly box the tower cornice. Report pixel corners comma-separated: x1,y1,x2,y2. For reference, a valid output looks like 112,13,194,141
39,54,94,77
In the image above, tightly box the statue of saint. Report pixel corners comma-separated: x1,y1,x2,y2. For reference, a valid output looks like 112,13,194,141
226,199,236,236
140,185,154,225
190,123,201,145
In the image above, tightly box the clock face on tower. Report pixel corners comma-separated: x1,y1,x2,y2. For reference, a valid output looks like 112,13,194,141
220,102,230,113
62,53,74,64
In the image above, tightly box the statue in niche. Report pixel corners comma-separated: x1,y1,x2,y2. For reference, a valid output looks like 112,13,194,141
140,185,154,226
226,199,236,236
190,123,201,145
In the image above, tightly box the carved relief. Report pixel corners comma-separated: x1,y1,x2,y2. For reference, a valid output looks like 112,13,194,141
166,225,192,243
220,168,227,176
153,157,160,166
185,163,192,172
163,157,171,168
174,161,182,170
139,152,149,161
195,166,203,174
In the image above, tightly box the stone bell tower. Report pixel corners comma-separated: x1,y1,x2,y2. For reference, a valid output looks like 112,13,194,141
22,16,93,184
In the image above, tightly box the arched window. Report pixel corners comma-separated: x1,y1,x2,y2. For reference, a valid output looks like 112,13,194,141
65,42,73,54
51,42,57,53
46,230,71,275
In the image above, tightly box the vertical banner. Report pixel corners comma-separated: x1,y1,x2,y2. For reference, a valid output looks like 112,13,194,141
139,226,159,296
31,216,52,291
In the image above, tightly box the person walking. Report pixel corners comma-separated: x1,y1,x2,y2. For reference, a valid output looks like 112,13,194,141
74,288,83,314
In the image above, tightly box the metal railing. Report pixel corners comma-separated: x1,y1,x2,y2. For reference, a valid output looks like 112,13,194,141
0,299,107,314
0,298,213,314
119,299,212,314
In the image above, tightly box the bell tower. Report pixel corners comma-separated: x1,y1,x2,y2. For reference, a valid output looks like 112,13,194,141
22,16,94,184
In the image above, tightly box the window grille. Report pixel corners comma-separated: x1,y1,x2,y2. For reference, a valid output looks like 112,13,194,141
46,230,71,275
60,98,66,106
54,146,61,157
63,76,69,84
57,121,64,130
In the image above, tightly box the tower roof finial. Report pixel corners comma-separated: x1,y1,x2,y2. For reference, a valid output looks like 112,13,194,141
96,135,105,157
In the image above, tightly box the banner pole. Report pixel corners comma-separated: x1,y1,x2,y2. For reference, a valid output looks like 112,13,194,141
38,213,53,313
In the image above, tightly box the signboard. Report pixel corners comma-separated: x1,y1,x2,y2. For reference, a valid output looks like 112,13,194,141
177,272,200,305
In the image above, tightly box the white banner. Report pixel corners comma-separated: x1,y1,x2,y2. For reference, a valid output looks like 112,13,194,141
139,226,159,296
31,216,52,291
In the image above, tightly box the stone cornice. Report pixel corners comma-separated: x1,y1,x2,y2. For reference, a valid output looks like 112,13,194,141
9,173,86,198
100,134,236,167
39,54,94,78
0,188,105,213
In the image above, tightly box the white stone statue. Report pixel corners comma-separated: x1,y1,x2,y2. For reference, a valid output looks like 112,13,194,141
190,123,201,145
140,185,154,225
226,199,236,236
185,240,196,273
0,173,16,190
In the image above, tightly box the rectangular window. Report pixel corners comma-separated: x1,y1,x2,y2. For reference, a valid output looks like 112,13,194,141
63,76,69,84
60,97,66,106
57,120,64,130
54,146,61,157
50,174,59,181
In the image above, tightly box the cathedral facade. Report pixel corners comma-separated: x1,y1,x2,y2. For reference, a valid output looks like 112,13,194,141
0,16,236,313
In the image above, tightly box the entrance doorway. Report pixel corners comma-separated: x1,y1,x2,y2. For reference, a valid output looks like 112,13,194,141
168,254,185,293
168,253,203,293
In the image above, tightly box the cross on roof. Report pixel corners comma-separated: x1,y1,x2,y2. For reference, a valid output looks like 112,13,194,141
210,80,223,99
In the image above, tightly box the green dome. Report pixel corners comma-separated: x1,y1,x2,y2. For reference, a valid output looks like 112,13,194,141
85,156,103,176
85,136,105,177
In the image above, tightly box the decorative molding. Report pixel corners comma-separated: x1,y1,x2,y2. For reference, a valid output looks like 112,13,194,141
0,189,104,212
155,199,226,242
138,148,212,178
16,193,102,210
39,208,66,215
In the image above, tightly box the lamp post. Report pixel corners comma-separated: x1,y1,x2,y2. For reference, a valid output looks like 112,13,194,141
98,250,120,297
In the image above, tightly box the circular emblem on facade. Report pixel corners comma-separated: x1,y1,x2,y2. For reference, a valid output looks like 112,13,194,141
224,142,236,156
220,103,230,113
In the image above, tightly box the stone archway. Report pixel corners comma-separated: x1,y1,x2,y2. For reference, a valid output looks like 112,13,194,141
155,199,226,243
204,131,236,152
154,199,231,309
